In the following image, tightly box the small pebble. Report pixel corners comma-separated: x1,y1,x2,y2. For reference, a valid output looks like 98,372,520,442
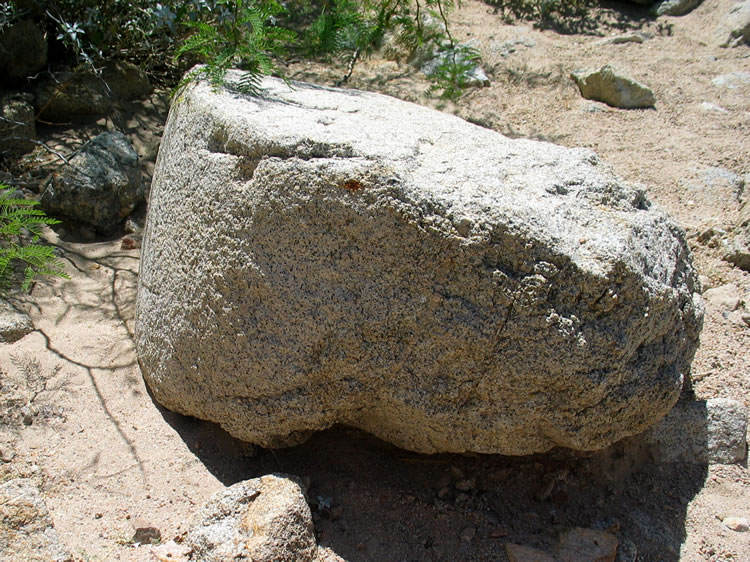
723,516,749,532
460,526,476,542
455,477,476,492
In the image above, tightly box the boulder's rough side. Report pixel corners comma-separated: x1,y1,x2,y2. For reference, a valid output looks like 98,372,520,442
41,132,143,234
185,474,317,562
571,65,656,109
136,73,703,455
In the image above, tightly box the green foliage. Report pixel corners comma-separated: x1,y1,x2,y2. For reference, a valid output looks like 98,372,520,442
0,186,68,294
174,0,295,94
426,43,481,101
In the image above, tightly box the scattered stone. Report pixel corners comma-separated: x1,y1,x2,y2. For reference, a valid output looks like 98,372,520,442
723,199,750,271
723,516,750,532
41,132,143,235
455,477,476,492
460,526,477,542
557,527,618,562
136,72,702,456
641,398,748,464
717,0,750,47
741,312,750,327
651,0,703,16
700,102,728,114
133,523,161,545
437,486,452,499
149,540,192,562
0,299,34,343
702,283,742,311
491,37,536,57
101,61,153,101
0,478,73,561
506,543,555,562
0,93,36,156
185,474,317,562
711,71,750,89
571,65,656,109
593,32,653,46
34,70,112,121
0,19,47,83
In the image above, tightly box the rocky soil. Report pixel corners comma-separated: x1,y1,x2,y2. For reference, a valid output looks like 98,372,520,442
1,0,749,560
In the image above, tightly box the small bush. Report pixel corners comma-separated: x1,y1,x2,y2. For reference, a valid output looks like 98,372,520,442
0,185,68,294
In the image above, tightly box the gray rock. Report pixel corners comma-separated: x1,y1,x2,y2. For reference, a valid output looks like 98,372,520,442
34,62,153,121
136,73,702,455
641,398,748,464
700,102,728,113
0,20,47,82
186,474,317,562
593,32,653,46
712,71,750,89
0,478,72,561
723,199,750,271
702,283,742,311
651,0,704,16
41,132,143,235
571,65,656,109
717,0,750,47
101,61,153,101
0,94,36,157
0,299,33,343
491,37,536,57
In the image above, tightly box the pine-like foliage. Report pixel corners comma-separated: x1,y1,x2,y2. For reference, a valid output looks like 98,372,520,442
0,185,68,293
175,0,295,94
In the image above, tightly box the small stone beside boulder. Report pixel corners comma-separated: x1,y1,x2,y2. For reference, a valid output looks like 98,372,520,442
723,199,750,271
651,0,704,16
185,474,318,562
641,398,748,464
0,300,33,343
0,94,36,157
571,65,655,109
0,478,72,561
41,132,143,235
0,19,47,83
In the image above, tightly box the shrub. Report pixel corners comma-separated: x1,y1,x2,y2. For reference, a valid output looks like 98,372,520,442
0,185,68,294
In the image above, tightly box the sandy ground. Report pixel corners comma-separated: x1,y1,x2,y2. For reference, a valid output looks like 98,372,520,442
1,0,749,560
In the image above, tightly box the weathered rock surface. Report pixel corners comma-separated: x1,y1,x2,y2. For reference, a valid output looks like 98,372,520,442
571,65,655,109
136,73,702,455
711,71,750,89
0,299,33,343
0,19,47,83
185,474,317,562
723,197,750,270
717,0,750,47
641,398,748,464
651,0,704,16
0,94,36,157
0,478,72,561
33,62,152,121
41,132,143,234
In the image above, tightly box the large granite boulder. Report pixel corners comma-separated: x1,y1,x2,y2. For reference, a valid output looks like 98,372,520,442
135,72,703,455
